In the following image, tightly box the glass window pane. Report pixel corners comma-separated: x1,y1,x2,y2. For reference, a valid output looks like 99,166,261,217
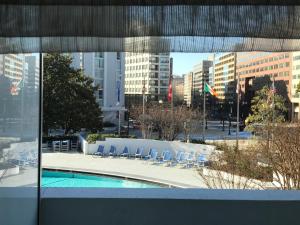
0,54,39,225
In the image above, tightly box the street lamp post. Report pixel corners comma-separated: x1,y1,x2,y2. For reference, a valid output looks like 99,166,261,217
228,101,233,135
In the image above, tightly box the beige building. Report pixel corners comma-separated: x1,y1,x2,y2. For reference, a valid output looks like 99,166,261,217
124,53,171,103
214,53,237,101
184,72,193,107
173,75,184,103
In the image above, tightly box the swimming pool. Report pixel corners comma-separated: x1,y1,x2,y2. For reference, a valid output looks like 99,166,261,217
42,170,162,188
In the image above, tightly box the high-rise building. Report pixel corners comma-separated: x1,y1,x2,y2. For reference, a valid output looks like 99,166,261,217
3,54,26,95
214,53,237,101
184,72,193,107
71,52,125,124
172,75,184,104
124,53,171,105
236,52,292,98
192,60,213,105
24,55,39,93
291,52,300,120
208,54,215,88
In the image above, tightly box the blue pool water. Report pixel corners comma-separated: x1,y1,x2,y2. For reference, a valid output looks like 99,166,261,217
42,170,162,188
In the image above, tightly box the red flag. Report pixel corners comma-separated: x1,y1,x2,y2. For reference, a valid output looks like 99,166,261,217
168,76,172,102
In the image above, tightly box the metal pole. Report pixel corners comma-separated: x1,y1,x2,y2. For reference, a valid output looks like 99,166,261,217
203,83,206,142
171,74,174,140
228,104,231,136
272,76,275,124
118,109,121,136
236,73,240,149
127,110,130,136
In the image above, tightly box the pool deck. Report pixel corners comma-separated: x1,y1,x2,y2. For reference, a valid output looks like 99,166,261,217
42,152,208,188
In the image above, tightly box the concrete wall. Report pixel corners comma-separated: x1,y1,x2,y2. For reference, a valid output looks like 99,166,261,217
81,136,216,157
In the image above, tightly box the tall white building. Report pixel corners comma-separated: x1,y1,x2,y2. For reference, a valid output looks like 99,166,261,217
124,53,171,104
2,54,26,95
71,52,125,124
292,52,300,120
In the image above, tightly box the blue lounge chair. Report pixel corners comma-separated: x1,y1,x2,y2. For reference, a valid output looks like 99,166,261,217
173,151,183,164
135,147,143,159
157,150,167,162
109,145,117,156
161,151,172,165
120,146,129,158
149,150,158,164
93,145,105,157
195,154,207,167
186,152,195,168
177,152,188,167
144,148,154,160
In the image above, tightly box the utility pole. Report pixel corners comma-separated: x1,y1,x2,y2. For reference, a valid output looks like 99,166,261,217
171,74,174,140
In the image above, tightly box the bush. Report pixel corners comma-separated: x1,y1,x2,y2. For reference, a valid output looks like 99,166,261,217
86,133,136,143
86,134,105,143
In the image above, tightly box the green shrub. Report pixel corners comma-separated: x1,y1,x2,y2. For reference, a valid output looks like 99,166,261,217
86,134,104,144
86,133,136,143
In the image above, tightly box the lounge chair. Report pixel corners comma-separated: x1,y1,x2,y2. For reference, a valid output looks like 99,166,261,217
172,151,183,165
120,146,129,158
186,152,195,168
177,152,188,167
195,154,207,167
61,140,69,151
144,148,154,160
157,150,167,162
161,151,172,166
135,147,143,159
93,145,105,157
108,145,117,157
149,150,158,164
52,141,61,151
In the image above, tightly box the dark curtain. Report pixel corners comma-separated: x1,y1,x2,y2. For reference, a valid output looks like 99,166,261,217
0,1,300,53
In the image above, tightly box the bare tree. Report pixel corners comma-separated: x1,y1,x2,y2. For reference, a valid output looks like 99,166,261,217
130,103,201,141
199,123,300,190
198,143,267,189
254,124,300,190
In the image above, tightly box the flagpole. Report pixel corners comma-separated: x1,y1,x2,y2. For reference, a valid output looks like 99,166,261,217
272,75,275,124
236,73,240,149
203,82,206,142
171,74,174,140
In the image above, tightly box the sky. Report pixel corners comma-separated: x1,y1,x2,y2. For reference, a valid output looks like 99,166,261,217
170,53,211,76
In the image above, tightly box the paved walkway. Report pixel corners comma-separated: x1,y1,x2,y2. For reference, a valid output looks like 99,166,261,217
42,152,208,188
